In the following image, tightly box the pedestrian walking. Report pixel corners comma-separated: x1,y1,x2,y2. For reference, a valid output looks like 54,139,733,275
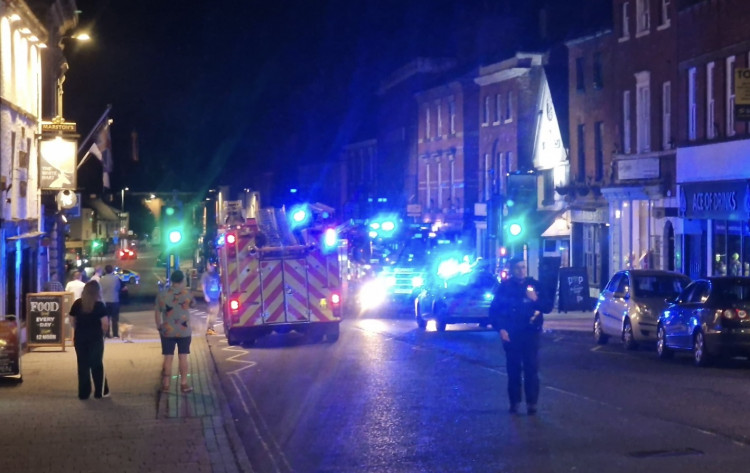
201,261,221,335
155,270,194,393
43,271,65,292
99,265,121,338
90,266,103,282
490,256,552,415
65,270,86,300
69,281,110,400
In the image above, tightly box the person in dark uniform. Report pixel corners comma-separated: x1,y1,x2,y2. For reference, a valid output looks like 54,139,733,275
69,281,110,400
490,256,551,415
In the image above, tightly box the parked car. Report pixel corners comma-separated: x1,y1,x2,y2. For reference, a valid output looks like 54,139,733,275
415,261,499,332
594,270,691,349
657,277,750,366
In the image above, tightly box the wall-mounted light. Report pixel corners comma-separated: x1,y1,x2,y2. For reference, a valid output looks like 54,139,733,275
8,14,21,22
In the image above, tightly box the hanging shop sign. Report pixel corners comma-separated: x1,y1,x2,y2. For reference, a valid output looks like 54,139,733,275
679,180,750,221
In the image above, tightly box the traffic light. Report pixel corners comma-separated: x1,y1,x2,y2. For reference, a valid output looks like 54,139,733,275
91,239,103,253
504,218,525,242
167,228,183,245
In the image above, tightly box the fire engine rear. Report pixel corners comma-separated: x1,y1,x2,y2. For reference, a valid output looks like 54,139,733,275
217,205,344,346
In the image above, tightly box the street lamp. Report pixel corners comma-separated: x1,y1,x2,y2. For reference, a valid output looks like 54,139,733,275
121,187,129,212
53,32,91,122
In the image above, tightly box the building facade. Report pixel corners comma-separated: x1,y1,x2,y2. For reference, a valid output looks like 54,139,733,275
675,0,750,279
0,0,47,322
415,71,479,237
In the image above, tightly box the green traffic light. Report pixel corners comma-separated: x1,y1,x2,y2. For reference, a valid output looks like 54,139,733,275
168,229,183,244
509,223,523,237
165,207,175,216
92,240,102,249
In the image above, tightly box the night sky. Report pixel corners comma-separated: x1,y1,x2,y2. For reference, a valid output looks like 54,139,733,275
63,0,610,202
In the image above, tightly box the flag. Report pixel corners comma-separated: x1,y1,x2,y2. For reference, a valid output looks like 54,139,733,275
77,105,113,191
91,119,113,190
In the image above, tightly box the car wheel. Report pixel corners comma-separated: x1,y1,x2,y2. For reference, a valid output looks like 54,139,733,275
622,319,638,350
326,324,340,343
227,330,240,346
656,325,673,359
433,301,447,332
593,314,609,345
415,299,427,330
693,330,711,367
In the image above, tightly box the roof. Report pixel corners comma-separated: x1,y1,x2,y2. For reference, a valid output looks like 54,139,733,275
86,198,120,221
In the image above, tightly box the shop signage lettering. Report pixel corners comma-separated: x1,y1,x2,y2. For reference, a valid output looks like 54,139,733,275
692,191,737,212
681,180,750,221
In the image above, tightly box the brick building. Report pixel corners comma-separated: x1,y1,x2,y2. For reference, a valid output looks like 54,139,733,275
675,0,750,278
474,52,569,276
415,71,479,236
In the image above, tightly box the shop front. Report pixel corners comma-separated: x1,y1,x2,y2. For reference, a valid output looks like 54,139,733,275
679,180,750,279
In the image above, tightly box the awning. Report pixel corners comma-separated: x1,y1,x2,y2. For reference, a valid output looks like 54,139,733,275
7,231,46,241
541,211,571,238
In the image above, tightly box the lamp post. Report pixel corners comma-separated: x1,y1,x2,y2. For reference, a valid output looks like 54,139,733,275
121,187,129,212
53,33,90,122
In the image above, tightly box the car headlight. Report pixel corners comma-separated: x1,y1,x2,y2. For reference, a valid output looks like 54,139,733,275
359,279,389,310
411,276,424,288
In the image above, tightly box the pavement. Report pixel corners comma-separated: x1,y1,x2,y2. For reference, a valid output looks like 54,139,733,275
0,307,252,473
0,303,594,473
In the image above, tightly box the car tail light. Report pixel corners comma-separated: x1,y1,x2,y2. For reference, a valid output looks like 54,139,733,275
331,293,341,305
717,308,749,321
229,297,240,313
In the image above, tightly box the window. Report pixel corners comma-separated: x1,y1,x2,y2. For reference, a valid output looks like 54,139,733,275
623,90,632,153
436,100,442,137
449,156,456,206
577,124,586,182
425,159,432,209
727,56,736,137
576,57,585,91
483,96,490,125
658,0,670,27
542,169,555,205
505,91,514,122
636,0,650,34
621,2,631,40
636,71,651,153
495,151,503,193
593,52,603,89
425,107,431,139
437,158,443,208
662,81,671,149
484,153,491,200
448,100,456,135
595,121,604,181
707,62,715,139
495,93,502,123
688,67,697,141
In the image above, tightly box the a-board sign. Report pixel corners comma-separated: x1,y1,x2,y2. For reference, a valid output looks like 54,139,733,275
0,318,20,377
27,293,67,351
558,267,591,312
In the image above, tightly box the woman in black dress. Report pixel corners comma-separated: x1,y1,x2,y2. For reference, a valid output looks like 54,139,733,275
69,280,110,399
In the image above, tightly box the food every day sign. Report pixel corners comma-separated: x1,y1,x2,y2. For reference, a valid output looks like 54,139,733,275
27,293,66,350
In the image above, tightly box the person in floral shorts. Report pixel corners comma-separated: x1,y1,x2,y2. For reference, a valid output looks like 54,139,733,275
155,270,194,393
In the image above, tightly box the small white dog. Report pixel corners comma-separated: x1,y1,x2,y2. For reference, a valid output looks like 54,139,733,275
119,323,134,343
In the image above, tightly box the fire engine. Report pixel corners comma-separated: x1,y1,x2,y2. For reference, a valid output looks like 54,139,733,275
216,201,345,346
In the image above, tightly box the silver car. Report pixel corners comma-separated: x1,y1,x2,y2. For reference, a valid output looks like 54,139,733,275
594,270,690,349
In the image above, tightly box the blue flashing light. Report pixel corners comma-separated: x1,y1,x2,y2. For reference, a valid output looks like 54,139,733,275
369,222,381,230
368,230,378,239
323,228,337,249
290,188,298,194
381,221,395,232
506,199,515,208
216,234,226,247
289,204,311,228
